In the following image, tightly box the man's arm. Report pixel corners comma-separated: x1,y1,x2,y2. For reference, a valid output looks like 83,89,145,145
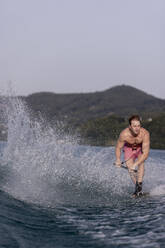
133,131,150,167
115,132,125,166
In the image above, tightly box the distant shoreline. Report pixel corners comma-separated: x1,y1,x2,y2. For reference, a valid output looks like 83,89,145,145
1,85,165,149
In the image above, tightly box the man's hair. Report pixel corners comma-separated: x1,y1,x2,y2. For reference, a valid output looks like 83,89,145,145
129,115,141,125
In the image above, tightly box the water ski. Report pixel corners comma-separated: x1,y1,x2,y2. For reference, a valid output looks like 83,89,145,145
132,192,150,198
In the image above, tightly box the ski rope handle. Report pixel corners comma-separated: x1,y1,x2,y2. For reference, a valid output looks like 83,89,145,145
114,155,138,173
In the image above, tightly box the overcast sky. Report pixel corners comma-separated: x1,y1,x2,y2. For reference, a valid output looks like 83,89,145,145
0,0,165,98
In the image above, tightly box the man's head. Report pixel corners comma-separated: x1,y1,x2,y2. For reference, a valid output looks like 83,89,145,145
129,115,141,136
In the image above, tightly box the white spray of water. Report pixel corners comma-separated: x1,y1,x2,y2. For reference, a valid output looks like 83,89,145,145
150,185,165,196
0,95,165,207
0,96,131,206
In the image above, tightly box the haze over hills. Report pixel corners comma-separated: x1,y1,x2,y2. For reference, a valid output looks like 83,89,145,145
25,85,165,125
0,85,165,148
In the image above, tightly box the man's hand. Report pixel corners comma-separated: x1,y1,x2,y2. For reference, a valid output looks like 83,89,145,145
114,160,122,167
129,163,137,171
132,162,138,168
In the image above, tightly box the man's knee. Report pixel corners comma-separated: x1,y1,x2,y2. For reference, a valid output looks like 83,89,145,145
128,168,137,178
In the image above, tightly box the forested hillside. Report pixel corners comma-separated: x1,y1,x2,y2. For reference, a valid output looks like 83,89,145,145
0,85,165,148
25,85,165,126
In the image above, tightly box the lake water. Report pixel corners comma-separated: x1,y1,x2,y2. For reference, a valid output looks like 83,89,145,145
0,97,164,248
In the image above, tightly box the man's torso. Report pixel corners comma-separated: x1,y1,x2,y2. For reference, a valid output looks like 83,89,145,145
122,127,146,145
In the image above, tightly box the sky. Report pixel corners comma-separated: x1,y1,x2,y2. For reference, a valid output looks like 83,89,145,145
0,0,165,98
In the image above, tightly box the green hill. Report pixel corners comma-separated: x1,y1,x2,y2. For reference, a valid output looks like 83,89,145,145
25,85,165,126
0,85,165,148
24,85,165,149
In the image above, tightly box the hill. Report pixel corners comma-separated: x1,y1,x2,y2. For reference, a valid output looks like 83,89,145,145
0,85,165,148
25,85,165,126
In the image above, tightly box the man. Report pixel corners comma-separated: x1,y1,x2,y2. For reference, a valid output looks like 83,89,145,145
115,115,150,197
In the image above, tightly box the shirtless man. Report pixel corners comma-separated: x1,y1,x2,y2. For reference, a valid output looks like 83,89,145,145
115,115,150,196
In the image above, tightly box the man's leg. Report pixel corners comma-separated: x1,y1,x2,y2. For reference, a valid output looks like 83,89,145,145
124,146,137,184
126,159,145,196
135,162,144,195
126,159,137,185
137,162,144,183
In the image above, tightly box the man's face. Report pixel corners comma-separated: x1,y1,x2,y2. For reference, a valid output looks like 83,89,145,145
129,120,141,135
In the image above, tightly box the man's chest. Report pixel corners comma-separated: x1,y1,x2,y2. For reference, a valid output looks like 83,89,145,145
125,135,143,144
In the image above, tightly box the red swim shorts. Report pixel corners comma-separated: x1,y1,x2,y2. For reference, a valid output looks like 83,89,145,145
123,145,142,161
